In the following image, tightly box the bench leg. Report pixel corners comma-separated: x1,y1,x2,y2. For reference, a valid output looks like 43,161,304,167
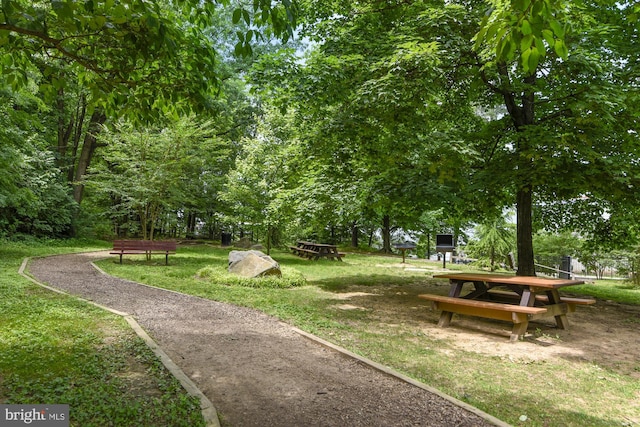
165,253,169,266
510,322,528,342
438,311,454,327
119,254,123,264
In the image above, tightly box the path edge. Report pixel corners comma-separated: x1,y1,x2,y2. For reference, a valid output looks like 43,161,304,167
292,327,512,427
19,257,220,427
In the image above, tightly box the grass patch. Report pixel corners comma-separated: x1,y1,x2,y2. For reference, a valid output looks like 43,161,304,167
570,279,640,305
0,238,205,427
96,244,640,427
196,264,306,288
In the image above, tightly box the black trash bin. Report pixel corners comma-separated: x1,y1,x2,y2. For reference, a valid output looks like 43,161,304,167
560,256,572,279
221,232,232,247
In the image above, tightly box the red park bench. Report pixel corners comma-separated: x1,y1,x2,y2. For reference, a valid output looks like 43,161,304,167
110,240,177,265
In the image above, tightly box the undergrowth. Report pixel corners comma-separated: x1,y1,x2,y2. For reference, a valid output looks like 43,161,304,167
195,264,306,288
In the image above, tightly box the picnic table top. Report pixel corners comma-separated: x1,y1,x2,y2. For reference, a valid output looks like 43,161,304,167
393,243,416,249
433,272,584,289
297,241,337,248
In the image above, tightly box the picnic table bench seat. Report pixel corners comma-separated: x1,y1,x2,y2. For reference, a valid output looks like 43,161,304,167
418,294,548,326
487,289,595,310
110,240,177,265
289,241,344,261
290,246,320,258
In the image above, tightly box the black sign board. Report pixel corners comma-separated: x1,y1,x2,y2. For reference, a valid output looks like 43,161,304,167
435,234,454,252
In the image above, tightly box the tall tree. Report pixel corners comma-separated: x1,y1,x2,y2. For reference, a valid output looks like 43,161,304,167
0,88,76,236
468,216,516,271
471,0,639,275
88,116,229,240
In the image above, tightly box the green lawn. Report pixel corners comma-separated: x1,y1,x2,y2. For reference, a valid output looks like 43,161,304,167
3,241,639,427
0,240,205,427
96,244,640,427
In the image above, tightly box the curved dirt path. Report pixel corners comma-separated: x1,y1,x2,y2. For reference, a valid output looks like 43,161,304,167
28,252,502,427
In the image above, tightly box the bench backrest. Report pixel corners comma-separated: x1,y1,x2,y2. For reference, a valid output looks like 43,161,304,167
112,240,177,251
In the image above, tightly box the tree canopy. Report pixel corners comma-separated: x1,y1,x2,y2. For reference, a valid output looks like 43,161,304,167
0,0,298,116
250,0,639,272
1,0,639,278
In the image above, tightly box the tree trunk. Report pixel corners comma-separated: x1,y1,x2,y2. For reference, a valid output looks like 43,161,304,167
267,225,272,255
382,214,392,253
351,222,359,248
493,66,538,277
490,247,495,272
516,186,536,276
73,109,106,204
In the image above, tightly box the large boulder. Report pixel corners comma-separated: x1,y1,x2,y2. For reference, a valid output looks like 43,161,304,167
228,250,281,278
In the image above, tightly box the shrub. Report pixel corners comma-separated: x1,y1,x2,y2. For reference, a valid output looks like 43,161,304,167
195,265,306,289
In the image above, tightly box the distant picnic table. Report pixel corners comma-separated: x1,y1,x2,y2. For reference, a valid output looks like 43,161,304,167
289,241,345,261
393,242,416,263
420,273,594,341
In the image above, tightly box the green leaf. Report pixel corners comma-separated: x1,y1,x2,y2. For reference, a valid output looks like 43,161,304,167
549,19,564,38
535,37,546,56
522,47,532,72
528,47,540,71
520,34,534,52
234,41,244,56
1,54,12,66
111,4,128,24
532,0,544,16
554,38,568,58
472,26,487,51
485,22,500,40
232,8,242,24
542,29,555,46
93,15,106,29
521,19,532,35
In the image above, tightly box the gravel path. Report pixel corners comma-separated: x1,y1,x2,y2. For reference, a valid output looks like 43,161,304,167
28,252,503,427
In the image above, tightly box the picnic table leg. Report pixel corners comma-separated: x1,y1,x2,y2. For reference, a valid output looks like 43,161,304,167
463,281,490,299
508,288,537,341
510,322,528,342
438,280,465,327
546,289,570,329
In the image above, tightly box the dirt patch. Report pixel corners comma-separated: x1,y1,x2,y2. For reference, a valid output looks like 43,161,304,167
330,281,640,379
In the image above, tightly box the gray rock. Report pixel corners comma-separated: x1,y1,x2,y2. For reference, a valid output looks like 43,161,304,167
228,250,281,278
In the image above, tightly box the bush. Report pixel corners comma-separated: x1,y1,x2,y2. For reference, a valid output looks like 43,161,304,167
195,265,306,289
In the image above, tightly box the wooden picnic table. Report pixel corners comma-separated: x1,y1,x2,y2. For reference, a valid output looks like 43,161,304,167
393,243,416,263
420,273,594,341
289,241,345,261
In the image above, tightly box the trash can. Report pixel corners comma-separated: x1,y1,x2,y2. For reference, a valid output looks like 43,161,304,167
560,256,571,279
221,232,232,247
